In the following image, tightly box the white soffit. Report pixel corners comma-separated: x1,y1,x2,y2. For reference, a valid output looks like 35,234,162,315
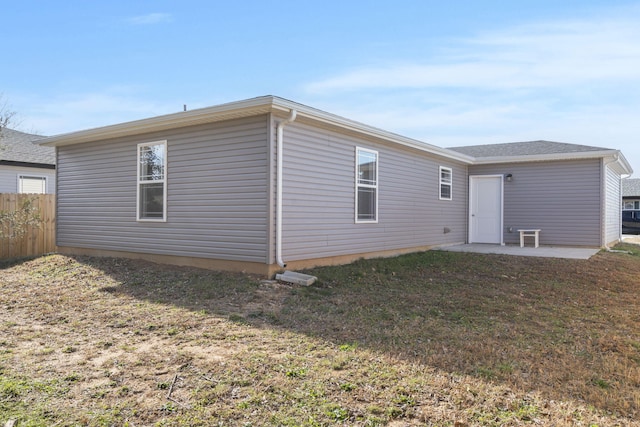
39,97,276,147
38,96,475,165
472,149,633,175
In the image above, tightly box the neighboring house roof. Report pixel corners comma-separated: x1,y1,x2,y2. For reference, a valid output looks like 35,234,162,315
0,128,55,168
449,140,632,174
622,178,640,198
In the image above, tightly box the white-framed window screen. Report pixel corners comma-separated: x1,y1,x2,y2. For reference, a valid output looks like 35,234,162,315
137,140,167,221
18,175,47,194
355,147,378,223
439,166,453,200
623,200,640,210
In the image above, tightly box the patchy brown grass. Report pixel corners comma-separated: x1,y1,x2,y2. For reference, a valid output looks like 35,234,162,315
1,245,639,426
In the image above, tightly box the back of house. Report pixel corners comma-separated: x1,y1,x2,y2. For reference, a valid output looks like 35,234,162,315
40,96,473,275
39,96,632,275
450,140,630,248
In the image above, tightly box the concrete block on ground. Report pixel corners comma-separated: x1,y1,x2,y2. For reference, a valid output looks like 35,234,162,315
275,270,317,286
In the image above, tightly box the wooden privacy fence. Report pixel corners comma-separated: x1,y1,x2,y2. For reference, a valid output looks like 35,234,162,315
0,193,56,259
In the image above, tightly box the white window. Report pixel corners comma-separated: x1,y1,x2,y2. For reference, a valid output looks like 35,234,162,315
18,175,47,194
137,141,167,221
356,147,378,223
623,200,640,210
439,167,452,200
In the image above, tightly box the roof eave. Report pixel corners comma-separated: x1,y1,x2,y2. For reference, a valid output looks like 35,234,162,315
471,149,633,174
610,150,633,176
37,96,474,165
270,98,474,164
38,96,278,147
0,160,56,169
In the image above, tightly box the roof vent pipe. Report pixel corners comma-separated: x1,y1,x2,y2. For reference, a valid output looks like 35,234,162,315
276,109,297,268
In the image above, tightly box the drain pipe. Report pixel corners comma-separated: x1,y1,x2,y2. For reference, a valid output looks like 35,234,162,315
276,109,297,268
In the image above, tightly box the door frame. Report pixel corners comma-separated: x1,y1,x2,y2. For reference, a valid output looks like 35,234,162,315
468,174,504,245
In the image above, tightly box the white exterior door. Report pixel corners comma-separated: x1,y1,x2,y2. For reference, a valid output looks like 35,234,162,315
469,175,503,244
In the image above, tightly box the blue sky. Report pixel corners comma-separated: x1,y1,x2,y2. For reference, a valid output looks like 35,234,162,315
4,0,640,175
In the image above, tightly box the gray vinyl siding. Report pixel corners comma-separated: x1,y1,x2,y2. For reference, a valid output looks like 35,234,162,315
56,116,270,262
277,120,467,262
0,166,56,193
469,159,602,246
604,164,622,244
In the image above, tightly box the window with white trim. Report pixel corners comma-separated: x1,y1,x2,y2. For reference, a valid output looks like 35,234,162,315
623,200,640,210
356,147,378,222
18,175,47,194
439,166,452,200
137,141,167,221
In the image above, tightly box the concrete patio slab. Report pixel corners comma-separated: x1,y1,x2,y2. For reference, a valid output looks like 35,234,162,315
437,243,600,260
622,234,640,244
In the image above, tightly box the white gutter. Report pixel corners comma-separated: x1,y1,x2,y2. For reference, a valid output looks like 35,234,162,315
470,150,618,165
39,96,276,147
612,151,633,178
269,98,475,165
37,95,474,165
276,109,297,268
470,149,632,174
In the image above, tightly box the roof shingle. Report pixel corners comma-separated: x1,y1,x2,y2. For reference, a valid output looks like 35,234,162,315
448,140,609,158
623,179,640,198
0,128,55,165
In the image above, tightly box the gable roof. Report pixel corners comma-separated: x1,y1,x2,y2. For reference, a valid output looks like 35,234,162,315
449,140,632,174
623,178,640,198
38,96,474,164
0,128,55,167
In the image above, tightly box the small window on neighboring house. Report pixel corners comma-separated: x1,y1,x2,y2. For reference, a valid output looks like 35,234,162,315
356,147,378,223
137,141,167,221
18,176,46,194
439,167,452,200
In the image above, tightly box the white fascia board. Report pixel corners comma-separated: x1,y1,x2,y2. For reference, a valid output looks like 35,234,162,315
471,149,633,174
615,151,634,176
38,96,277,147
270,98,474,164
37,95,474,165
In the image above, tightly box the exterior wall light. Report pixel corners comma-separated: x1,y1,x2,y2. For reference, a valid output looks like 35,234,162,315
505,173,513,182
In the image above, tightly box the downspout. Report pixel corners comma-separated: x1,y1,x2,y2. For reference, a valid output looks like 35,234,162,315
276,109,297,268
601,157,610,248
619,173,623,244
602,154,621,247
609,152,633,244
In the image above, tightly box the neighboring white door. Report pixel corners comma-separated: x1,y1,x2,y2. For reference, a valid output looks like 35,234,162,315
469,175,503,244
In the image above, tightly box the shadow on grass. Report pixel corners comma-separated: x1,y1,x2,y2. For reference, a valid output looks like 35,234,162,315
0,254,41,270
75,248,640,418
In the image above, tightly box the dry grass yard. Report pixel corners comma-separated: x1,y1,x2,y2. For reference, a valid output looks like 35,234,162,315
1,244,640,426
